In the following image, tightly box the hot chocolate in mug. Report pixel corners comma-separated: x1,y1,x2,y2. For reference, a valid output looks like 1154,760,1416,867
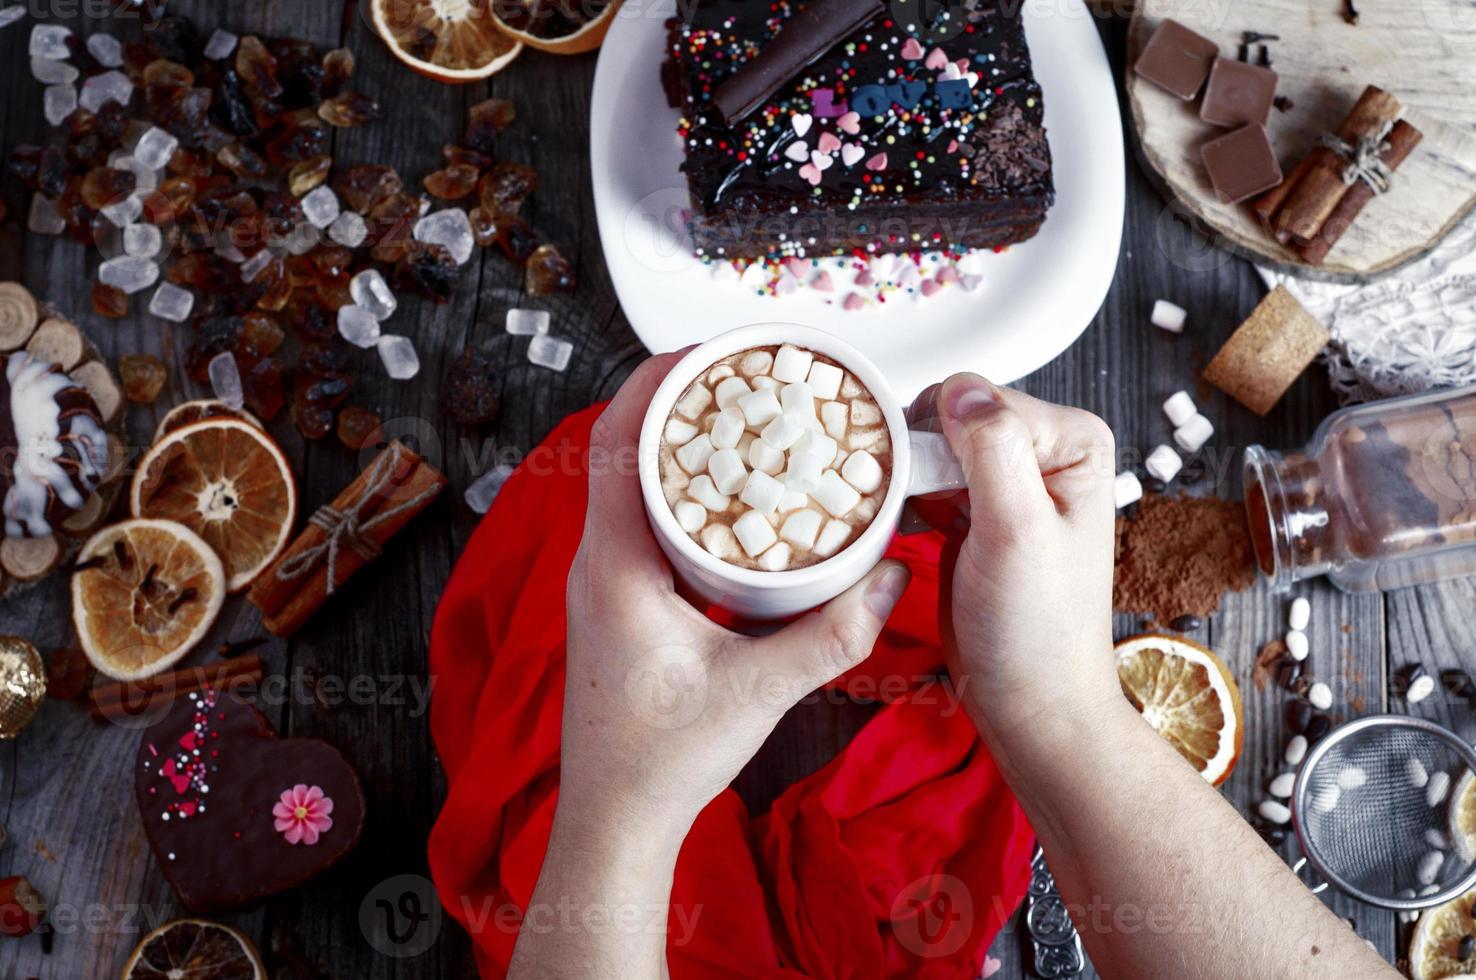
638,323,965,619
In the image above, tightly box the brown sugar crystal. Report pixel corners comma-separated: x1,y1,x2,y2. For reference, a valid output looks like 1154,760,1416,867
1204,286,1330,415
1114,494,1257,622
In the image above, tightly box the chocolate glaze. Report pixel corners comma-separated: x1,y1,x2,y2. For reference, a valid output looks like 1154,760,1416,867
666,0,1052,259
134,690,365,914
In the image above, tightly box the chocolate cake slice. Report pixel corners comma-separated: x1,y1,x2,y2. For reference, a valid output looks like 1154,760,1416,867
664,0,1053,262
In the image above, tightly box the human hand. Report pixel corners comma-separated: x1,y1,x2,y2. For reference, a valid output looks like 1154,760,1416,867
558,353,911,839
907,374,1119,748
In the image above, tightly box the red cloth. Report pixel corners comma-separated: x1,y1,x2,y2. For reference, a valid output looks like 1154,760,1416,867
428,404,1035,978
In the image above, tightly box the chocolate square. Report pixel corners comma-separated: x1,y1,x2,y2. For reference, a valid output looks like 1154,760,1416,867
1203,286,1330,415
1134,19,1219,100
1200,58,1277,127
1201,123,1283,204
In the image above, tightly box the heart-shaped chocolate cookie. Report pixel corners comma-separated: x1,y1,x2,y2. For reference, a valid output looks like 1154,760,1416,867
134,689,365,914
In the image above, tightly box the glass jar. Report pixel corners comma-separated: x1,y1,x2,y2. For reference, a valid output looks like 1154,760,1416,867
1243,384,1476,593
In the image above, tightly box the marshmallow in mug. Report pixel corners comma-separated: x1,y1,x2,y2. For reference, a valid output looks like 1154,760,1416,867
659,344,893,571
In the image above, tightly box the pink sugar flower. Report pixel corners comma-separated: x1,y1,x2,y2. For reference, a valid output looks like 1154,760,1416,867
272,784,334,845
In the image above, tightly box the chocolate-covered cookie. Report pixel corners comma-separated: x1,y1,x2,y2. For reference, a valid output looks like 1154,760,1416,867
134,689,364,914
1,351,108,538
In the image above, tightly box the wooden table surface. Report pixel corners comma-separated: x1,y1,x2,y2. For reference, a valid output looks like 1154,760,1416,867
1,3,1469,977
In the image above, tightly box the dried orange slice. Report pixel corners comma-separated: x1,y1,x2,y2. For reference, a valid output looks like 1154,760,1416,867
370,0,523,82
121,919,264,980
490,0,622,54
1411,889,1476,980
1115,634,1244,786
130,419,297,592
154,398,262,443
71,519,225,681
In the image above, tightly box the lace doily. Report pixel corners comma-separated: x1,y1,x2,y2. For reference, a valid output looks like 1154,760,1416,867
1259,212,1476,404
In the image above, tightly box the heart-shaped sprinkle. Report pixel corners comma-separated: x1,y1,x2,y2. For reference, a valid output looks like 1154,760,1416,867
920,278,943,297
937,265,961,284
810,150,834,171
785,257,810,278
898,264,921,287
837,111,861,134
817,131,842,154
791,113,813,138
942,62,963,81
774,274,800,296
925,47,949,70
865,153,888,171
811,270,834,292
843,292,867,311
962,274,984,292
982,956,1003,979
900,38,925,60
947,140,959,153
798,163,823,185
840,143,866,167
965,71,980,88
784,140,810,163
956,58,971,73
855,270,875,286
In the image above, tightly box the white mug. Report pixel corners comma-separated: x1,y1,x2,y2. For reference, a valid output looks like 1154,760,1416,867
638,323,965,620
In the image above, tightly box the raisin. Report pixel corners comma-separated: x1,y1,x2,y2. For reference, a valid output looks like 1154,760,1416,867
445,349,501,426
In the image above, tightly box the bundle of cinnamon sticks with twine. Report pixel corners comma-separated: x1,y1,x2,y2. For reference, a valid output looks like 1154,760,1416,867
1251,85,1423,266
247,440,446,636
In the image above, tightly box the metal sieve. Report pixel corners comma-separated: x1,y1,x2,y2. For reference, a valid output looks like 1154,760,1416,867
1293,715,1476,910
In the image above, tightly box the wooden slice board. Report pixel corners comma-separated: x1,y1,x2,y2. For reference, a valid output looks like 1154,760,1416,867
1126,0,1476,283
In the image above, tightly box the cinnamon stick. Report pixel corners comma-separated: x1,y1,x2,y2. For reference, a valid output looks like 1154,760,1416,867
1297,119,1423,265
246,440,446,636
1250,154,1317,237
90,655,262,721
1273,86,1402,243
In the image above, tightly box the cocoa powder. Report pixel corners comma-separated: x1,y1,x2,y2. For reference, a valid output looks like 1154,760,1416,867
1113,494,1257,622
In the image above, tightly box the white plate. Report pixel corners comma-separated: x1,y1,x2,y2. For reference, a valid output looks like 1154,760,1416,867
590,0,1125,398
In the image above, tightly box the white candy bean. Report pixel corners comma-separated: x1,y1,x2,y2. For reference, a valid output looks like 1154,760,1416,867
1288,596,1311,631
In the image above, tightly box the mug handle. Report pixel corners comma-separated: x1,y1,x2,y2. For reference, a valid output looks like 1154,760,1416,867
905,430,966,497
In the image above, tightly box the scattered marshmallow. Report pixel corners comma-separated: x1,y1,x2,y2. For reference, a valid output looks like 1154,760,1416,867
665,418,698,446
740,470,785,514
1407,758,1429,789
700,523,739,559
675,383,714,421
780,382,815,419
674,500,707,533
1152,299,1186,333
748,438,785,475
1284,735,1308,767
821,402,848,440
708,448,748,495
1114,471,1143,510
778,490,809,513
714,376,753,410
783,452,824,493
710,408,746,449
733,510,778,557
738,387,783,428
758,542,792,571
1145,444,1183,482
813,518,853,557
1257,800,1291,824
1268,772,1296,798
1285,630,1309,662
1417,849,1444,886
850,399,882,427
1163,390,1197,428
1428,771,1452,807
772,344,814,384
761,413,807,451
1289,597,1311,632
780,509,822,550
1174,414,1215,453
814,470,862,518
1407,673,1436,703
841,451,885,494
807,361,843,400
687,475,730,512
676,434,716,474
